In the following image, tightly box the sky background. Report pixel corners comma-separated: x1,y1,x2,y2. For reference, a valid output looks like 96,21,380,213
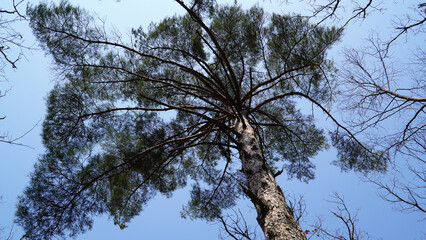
0,0,424,239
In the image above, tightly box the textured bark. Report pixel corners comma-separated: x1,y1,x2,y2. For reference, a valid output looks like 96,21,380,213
235,117,307,240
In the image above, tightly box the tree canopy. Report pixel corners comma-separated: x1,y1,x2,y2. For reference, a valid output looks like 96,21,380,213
15,1,388,239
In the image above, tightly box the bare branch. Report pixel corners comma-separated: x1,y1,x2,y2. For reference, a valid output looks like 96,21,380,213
0,120,39,148
366,174,426,214
312,193,371,240
217,209,257,240
287,193,307,224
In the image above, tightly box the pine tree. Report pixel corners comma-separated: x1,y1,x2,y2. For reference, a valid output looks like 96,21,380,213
16,1,383,239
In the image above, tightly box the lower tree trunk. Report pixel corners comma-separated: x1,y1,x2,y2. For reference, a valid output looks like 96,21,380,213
235,117,307,240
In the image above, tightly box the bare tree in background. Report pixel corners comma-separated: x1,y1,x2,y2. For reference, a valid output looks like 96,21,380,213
0,0,26,76
274,0,425,232
336,2,425,215
341,36,425,214
0,0,36,147
217,209,259,240
309,193,371,240
282,0,425,216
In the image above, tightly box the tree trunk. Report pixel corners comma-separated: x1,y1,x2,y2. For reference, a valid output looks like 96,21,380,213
235,116,307,240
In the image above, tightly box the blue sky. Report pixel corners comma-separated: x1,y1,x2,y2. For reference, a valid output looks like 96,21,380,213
0,0,424,239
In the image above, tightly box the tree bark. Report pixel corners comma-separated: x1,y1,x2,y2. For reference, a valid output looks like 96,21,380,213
235,116,307,240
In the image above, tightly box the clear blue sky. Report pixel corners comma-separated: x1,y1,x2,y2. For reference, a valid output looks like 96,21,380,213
0,0,424,239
